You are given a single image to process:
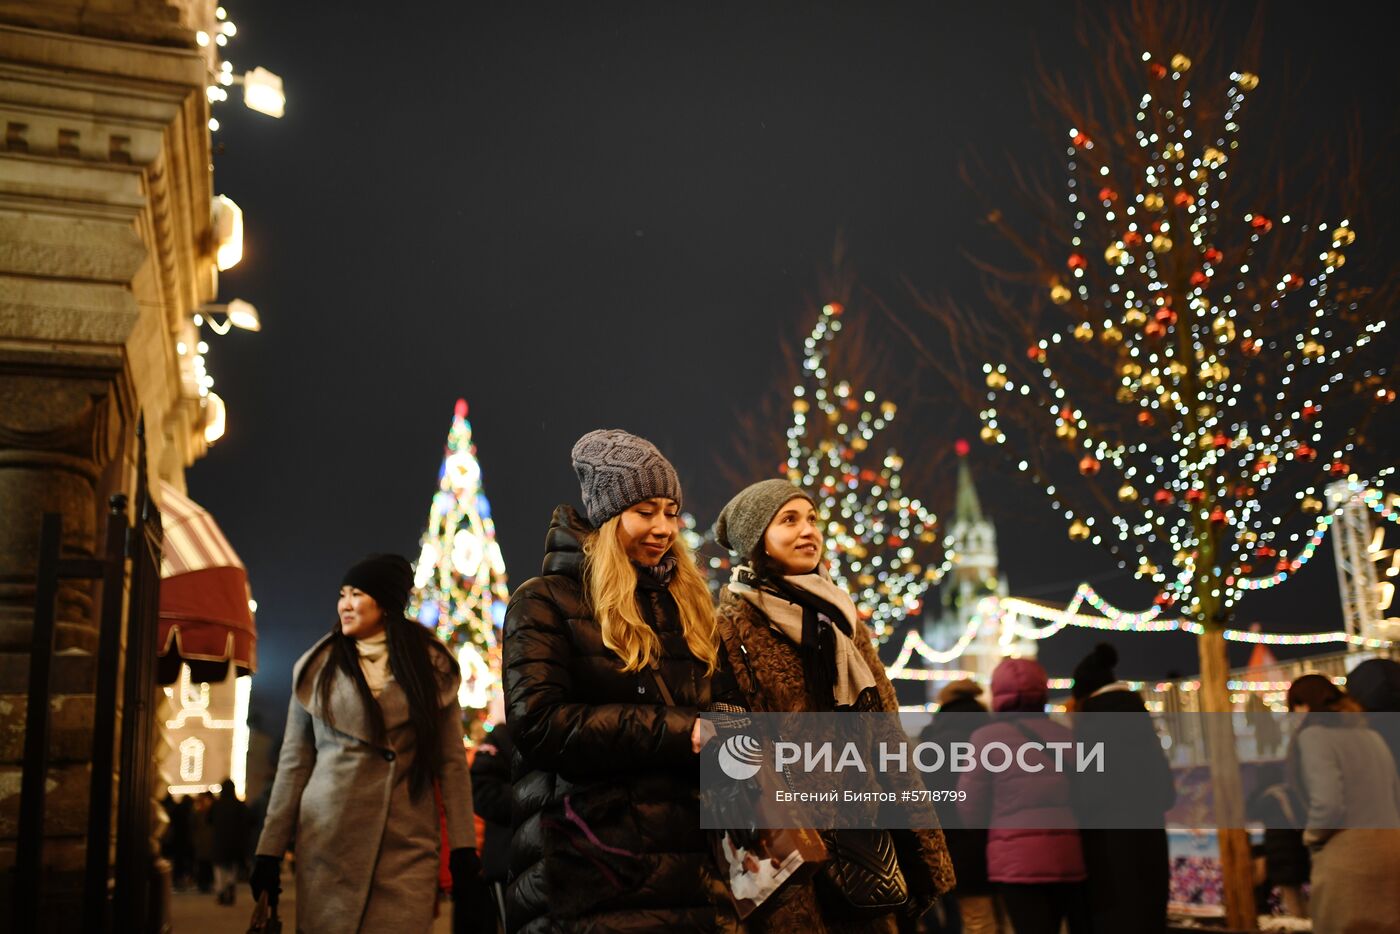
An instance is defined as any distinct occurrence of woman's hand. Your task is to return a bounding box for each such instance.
[691,717,717,753]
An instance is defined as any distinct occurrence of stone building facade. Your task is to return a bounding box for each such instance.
[1,1,229,927]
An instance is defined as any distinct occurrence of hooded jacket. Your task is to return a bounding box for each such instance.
[502,505,729,933]
[957,658,1085,885]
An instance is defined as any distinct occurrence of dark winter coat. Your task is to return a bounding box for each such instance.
[502,505,730,933]
[715,588,955,933]
[1072,683,1175,934]
[919,698,990,896]
[209,784,250,865]
[471,724,514,882]
[957,660,1084,885]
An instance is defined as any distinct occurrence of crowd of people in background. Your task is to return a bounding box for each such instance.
[154,425,1400,933]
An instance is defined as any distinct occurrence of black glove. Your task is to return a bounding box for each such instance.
[249,854,282,906]
[449,847,495,934]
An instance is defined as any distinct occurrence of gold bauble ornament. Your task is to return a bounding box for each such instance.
[1105,243,1126,265]
[1303,341,1325,359]
[1152,234,1174,253]
[1325,250,1346,269]
[1203,147,1226,168]
[1124,308,1148,327]
[1301,496,1323,514]
[1101,325,1124,345]
[1212,318,1236,342]
[1237,72,1259,91]
[1055,423,1079,441]
[1166,144,1185,163]
[1136,559,1159,578]
[1118,484,1139,502]
[1116,386,1136,404]
[1068,520,1091,541]
[1120,361,1143,378]
[1332,227,1356,247]
[1050,283,1073,305]
[979,426,997,444]
[851,437,868,452]
[1171,53,1192,72]
[793,399,810,414]
[1074,322,1094,342]
[881,401,897,418]
[986,371,1008,389]
[1140,371,1161,389]
[1143,193,1165,212]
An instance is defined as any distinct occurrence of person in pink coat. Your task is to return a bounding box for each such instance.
[956,658,1089,934]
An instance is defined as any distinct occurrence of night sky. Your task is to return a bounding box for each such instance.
[193,2,1399,740]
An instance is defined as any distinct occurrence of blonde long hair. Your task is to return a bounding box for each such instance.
[583,516,718,675]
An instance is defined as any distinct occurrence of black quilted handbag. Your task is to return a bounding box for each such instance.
[817,828,909,914]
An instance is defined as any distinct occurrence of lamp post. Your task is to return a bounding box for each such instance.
[195,299,260,335]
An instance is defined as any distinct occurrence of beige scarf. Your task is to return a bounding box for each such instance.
[355,630,391,696]
[729,567,878,708]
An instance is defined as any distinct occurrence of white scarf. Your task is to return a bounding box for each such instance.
[728,566,878,708]
[355,630,391,696]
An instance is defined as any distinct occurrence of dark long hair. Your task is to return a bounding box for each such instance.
[317,604,457,799]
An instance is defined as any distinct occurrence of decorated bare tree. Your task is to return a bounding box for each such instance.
[892,7,1398,928]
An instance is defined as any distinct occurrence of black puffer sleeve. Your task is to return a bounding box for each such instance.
[503,581,696,779]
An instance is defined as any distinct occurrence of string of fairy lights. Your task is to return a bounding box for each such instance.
[973,51,1394,624]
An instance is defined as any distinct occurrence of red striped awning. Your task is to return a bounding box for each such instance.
[157,481,256,684]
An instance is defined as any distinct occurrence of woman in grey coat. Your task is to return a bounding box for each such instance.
[250,554,492,933]
[1286,674,1400,934]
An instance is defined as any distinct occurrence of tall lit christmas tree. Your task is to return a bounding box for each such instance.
[410,399,510,714]
[902,25,1397,926]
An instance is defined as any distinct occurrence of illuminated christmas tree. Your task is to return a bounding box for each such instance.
[900,23,1398,926]
[784,300,947,642]
[410,399,510,713]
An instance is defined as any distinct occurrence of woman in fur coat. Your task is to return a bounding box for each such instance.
[711,479,954,932]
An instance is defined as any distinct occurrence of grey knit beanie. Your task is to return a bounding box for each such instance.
[570,429,682,527]
[714,479,814,560]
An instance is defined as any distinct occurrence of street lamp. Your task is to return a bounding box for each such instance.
[237,67,285,119]
[211,195,243,271]
[196,299,261,335]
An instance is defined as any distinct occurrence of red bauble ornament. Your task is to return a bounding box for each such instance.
[1078,455,1101,476]
[860,469,878,483]
[1059,406,1074,421]
[1204,247,1224,265]
[1072,131,1090,148]
[1283,273,1304,291]
[1173,191,1193,207]
[1276,558,1291,573]
[1294,444,1316,462]
[1190,270,1209,288]
[1185,488,1206,504]
[1233,484,1256,498]
[1137,410,1156,426]
[843,399,859,412]
[1123,230,1144,247]
[1154,489,1173,505]
[1239,563,1253,575]
[1098,187,1118,203]
[1067,253,1088,271]
[1301,404,1320,420]
[1149,62,1168,79]
[1155,307,1178,326]
[1255,545,1276,558]
[826,302,845,316]
[1251,215,1274,233]
[1241,338,1262,357]
[1153,591,1175,606]
[888,536,904,547]
[1328,460,1349,477]
[1144,320,1168,339]
[1027,345,1046,363]
[1213,433,1230,450]
[1209,506,1228,525]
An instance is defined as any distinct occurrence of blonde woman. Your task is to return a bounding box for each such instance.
[502,429,736,933]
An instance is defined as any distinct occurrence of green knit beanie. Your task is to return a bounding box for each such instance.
[713,479,814,560]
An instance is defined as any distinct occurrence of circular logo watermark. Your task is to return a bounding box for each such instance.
[717,733,763,780]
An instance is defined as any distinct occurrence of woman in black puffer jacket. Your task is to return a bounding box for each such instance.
[503,430,736,933]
